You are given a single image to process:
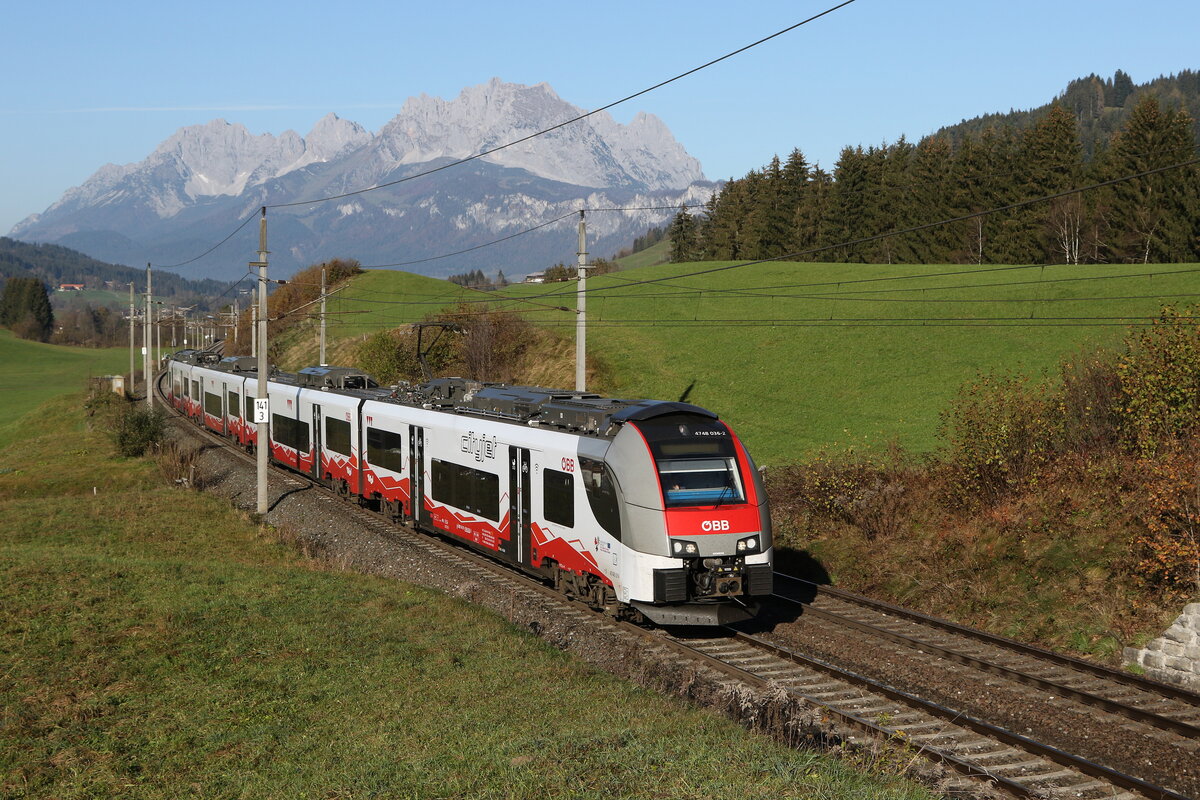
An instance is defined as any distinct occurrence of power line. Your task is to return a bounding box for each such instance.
[356,211,579,269]
[151,210,260,269]
[266,2,857,210]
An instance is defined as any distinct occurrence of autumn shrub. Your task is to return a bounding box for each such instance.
[1129,448,1200,595]
[938,373,1059,507]
[773,446,915,541]
[1115,305,1200,456]
[1056,350,1123,455]
[110,404,167,457]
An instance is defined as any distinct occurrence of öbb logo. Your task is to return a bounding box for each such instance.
[701,519,731,532]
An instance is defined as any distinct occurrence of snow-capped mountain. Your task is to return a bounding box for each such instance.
[11,79,713,281]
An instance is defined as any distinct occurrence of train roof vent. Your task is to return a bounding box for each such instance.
[297,365,379,390]
[215,356,258,373]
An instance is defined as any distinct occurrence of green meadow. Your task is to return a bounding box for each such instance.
[331,260,1200,464]
[0,330,131,448]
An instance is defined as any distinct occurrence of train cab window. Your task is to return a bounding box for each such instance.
[366,426,404,473]
[191,380,200,399]
[228,391,240,417]
[658,458,744,507]
[580,457,622,540]
[245,395,255,420]
[543,469,574,528]
[326,417,353,457]
[633,413,747,508]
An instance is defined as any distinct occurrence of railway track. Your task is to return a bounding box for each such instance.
[154,367,1196,800]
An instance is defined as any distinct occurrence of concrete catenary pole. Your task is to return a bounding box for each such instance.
[319,266,327,366]
[144,264,153,408]
[128,282,135,397]
[253,208,270,516]
[575,211,588,392]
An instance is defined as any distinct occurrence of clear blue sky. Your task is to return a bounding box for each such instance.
[3,0,1197,235]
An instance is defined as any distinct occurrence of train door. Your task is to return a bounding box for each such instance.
[506,447,532,566]
[409,425,427,527]
[311,403,323,481]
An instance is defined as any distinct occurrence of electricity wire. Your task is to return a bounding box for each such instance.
[266,2,857,210]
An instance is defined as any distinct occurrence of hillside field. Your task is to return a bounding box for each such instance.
[319,260,1200,465]
[0,330,131,448]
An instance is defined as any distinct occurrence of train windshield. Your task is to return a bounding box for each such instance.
[658,457,744,507]
[633,413,747,508]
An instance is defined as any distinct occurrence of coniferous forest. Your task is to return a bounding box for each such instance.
[674,73,1200,266]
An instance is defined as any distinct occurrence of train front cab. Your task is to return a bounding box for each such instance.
[603,403,773,626]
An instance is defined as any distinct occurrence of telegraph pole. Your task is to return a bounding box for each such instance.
[319,266,327,366]
[128,282,135,397]
[575,210,588,392]
[144,264,153,408]
[252,208,270,516]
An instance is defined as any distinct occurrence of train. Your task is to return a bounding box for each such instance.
[165,350,772,626]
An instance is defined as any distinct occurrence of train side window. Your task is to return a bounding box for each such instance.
[272,414,310,453]
[204,391,222,417]
[543,468,574,528]
[228,391,240,417]
[366,426,404,473]
[580,457,622,540]
[191,380,199,399]
[326,417,353,457]
[432,458,499,521]
[245,394,254,420]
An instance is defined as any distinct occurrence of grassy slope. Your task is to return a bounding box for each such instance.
[0,395,931,800]
[468,261,1200,464]
[0,330,131,448]
[614,238,670,271]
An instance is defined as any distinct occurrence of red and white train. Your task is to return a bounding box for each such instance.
[166,351,773,625]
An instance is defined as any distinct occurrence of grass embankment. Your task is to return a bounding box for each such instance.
[0,329,130,448]
[0,391,932,800]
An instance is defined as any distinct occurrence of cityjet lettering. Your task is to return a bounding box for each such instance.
[460,432,498,462]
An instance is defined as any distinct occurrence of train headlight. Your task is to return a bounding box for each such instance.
[736,535,760,554]
[671,539,699,557]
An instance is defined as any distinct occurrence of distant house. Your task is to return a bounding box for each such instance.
[58,283,85,292]
[523,272,546,284]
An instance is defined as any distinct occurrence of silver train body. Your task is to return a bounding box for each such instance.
[166,352,773,625]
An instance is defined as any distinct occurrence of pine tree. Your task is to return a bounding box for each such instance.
[668,206,699,262]
[0,276,54,341]
[1105,95,1199,262]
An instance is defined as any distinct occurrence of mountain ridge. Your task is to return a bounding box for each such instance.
[10,79,711,281]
